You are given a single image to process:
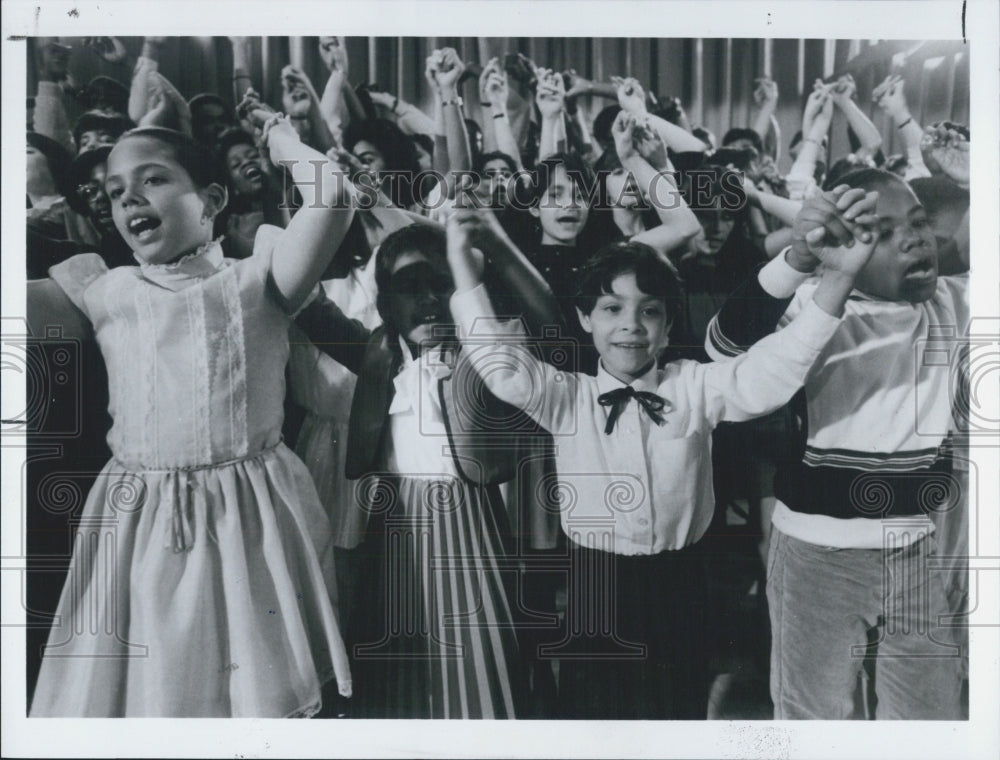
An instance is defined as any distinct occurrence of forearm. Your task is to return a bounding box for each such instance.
[319,74,346,131]
[440,91,472,176]
[484,229,562,332]
[624,157,701,244]
[394,100,436,136]
[751,105,776,142]
[491,107,524,170]
[839,99,882,156]
[646,113,706,154]
[754,191,802,228]
[294,294,369,374]
[268,129,355,310]
[538,115,565,161]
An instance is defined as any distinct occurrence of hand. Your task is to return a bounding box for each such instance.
[563,69,592,99]
[430,48,465,95]
[612,76,647,114]
[37,38,71,82]
[634,115,668,170]
[922,123,970,185]
[753,77,778,108]
[806,218,878,277]
[535,69,565,120]
[505,53,539,86]
[611,110,639,161]
[281,65,318,117]
[807,92,835,141]
[873,75,908,120]
[446,208,489,289]
[479,58,509,109]
[237,87,277,130]
[830,73,856,105]
[83,37,127,64]
[327,146,367,176]
[318,36,349,75]
[801,87,828,135]
[790,185,879,272]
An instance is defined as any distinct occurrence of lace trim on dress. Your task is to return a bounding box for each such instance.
[138,237,225,272]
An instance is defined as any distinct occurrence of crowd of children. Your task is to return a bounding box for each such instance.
[25,35,970,720]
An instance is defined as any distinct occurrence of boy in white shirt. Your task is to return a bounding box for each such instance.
[445,199,879,719]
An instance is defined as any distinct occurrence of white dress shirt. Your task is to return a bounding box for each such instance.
[451,283,842,555]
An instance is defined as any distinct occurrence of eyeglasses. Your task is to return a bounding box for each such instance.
[75,182,103,201]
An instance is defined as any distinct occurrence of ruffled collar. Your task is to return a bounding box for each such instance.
[137,238,226,291]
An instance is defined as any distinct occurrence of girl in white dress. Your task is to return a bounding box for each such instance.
[26,115,355,717]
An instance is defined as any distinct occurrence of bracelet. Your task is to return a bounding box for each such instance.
[897,117,913,129]
[493,111,506,119]
[440,95,464,108]
[803,137,821,146]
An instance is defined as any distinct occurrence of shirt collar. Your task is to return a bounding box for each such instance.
[595,359,661,395]
[138,238,226,291]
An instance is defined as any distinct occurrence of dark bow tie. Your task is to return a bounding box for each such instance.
[597,386,670,435]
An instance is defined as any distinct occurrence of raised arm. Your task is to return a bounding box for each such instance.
[614,76,706,154]
[706,184,878,360]
[480,59,524,170]
[786,88,833,200]
[750,77,780,147]
[243,103,355,312]
[829,74,882,160]
[32,38,76,153]
[613,111,701,253]
[447,212,575,433]
[535,68,567,161]
[26,278,94,342]
[281,65,337,154]
[874,75,930,181]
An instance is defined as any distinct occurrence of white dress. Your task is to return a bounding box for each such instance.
[30,229,351,717]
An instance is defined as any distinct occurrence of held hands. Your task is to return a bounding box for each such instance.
[479,58,509,109]
[921,122,970,185]
[426,48,465,97]
[753,77,779,109]
[612,111,668,169]
[563,69,593,99]
[789,185,879,274]
[535,68,566,120]
[830,73,856,105]
[873,75,908,120]
[318,36,349,75]
[83,37,127,64]
[281,65,320,117]
[612,76,647,114]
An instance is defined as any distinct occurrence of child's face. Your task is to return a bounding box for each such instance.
[481,157,513,208]
[225,143,265,197]
[105,137,222,265]
[578,272,670,384]
[853,182,938,303]
[78,129,116,154]
[352,140,386,175]
[79,162,114,234]
[192,104,230,147]
[532,165,590,246]
[693,208,736,255]
[384,250,455,354]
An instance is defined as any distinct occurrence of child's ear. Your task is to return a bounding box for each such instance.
[200,182,229,222]
[576,306,593,334]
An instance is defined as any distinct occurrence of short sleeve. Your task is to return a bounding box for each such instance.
[248,224,326,319]
[48,253,109,320]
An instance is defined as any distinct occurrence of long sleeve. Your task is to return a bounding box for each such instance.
[705,250,811,360]
[451,283,578,435]
[294,293,372,376]
[698,297,841,426]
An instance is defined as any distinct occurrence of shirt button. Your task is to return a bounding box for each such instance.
[638,518,649,527]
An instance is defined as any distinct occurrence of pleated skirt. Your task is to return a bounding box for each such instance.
[351,475,523,718]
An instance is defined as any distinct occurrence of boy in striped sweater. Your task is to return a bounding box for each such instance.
[706,168,968,719]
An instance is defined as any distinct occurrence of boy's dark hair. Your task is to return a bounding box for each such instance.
[62,144,113,215]
[721,127,764,156]
[72,109,133,150]
[575,241,683,326]
[115,126,227,189]
[214,127,256,164]
[835,166,910,195]
[909,176,970,219]
[531,152,595,206]
[188,92,228,116]
[822,154,876,191]
[475,150,517,176]
[343,118,421,207]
